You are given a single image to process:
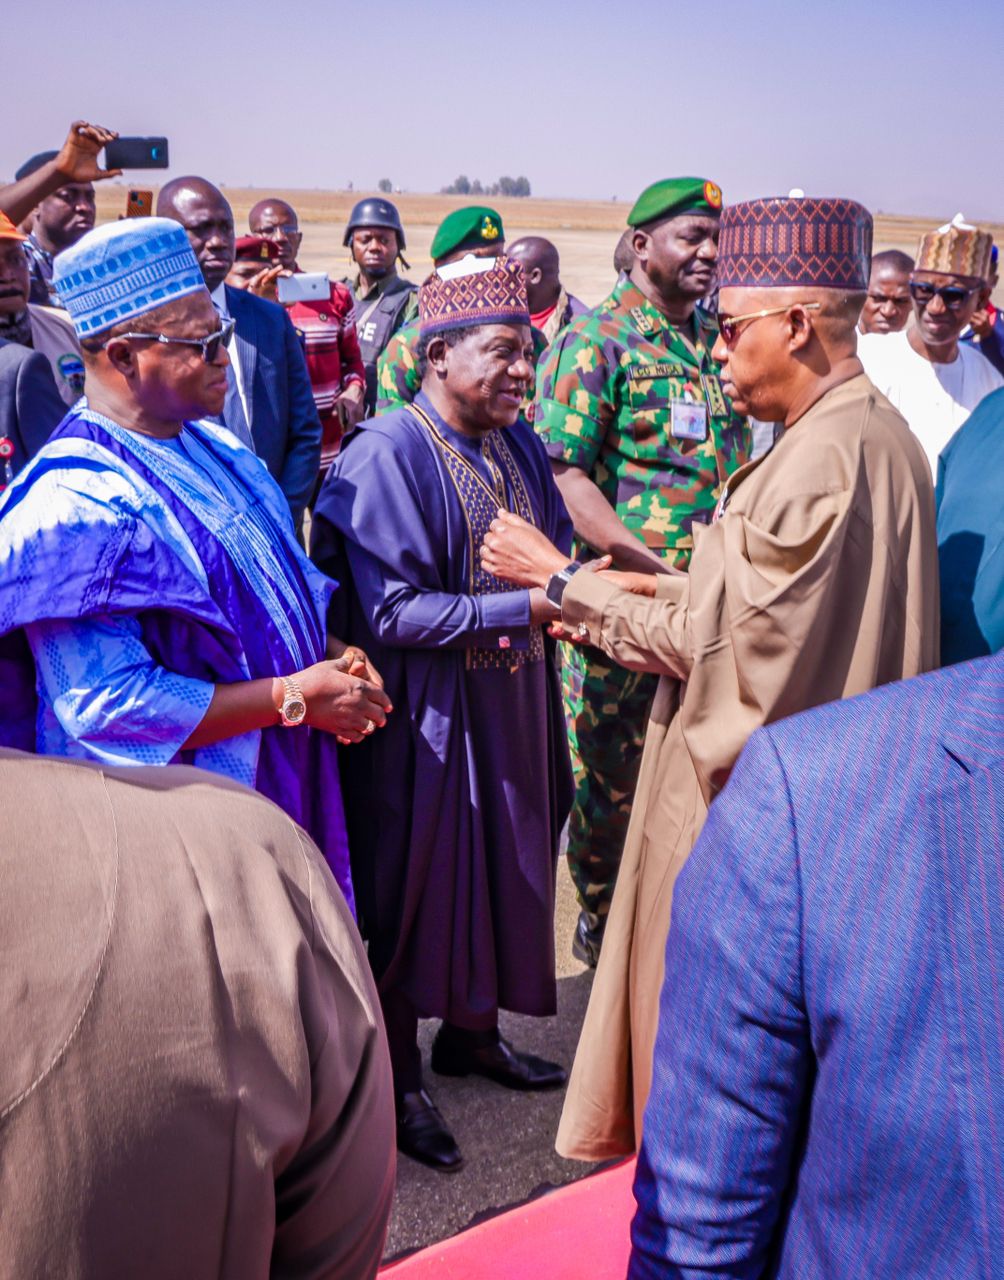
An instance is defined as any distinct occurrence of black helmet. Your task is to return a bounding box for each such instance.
[343,197,406,249]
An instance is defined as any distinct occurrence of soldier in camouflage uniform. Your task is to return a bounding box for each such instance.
[376,205,547,417]
[533,177,750,964]
[376,205,505,413]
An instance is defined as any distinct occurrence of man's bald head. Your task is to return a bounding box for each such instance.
[872,249,915,276]
[613,229,635,275]
[156,177,235,291]
[248,198,302,269]
[860,249,915,334]
[506,236,561,314]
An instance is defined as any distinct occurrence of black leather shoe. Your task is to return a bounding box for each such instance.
[572,910,604,968]
[396,1089,464,1172]
[431,1029,567,1091]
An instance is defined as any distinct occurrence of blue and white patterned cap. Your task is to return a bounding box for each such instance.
[54,217,207,338]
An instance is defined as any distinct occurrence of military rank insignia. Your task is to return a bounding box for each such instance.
[482,216,500,241]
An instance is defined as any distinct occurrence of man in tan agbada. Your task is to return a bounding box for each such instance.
[0,751,395,1277]
[480,195,940,1159]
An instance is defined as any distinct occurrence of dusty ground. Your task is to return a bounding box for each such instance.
[95,186,1004,310]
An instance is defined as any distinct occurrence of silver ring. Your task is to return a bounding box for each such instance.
[362,720,376,735]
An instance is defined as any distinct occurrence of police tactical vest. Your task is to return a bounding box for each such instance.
[352,276,417,413]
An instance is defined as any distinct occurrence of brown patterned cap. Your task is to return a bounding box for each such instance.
[916,214,994,281]
[419,254,530,336]
[718,196,872,290]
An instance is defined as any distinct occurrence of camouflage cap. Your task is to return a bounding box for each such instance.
[429,206,505,263]
[627,178,723,229]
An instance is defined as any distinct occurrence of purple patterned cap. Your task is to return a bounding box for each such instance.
[718,197,873,290]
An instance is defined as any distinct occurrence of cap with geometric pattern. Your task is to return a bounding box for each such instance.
[717,196,872,290]
[915,213,994,281]
[419,254,530,336]
[54,217,207,338]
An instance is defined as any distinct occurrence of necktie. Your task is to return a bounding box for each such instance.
[212,297,254,449]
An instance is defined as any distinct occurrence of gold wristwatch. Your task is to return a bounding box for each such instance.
[278,675,307,727]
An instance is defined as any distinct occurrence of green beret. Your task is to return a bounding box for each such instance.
[430,206,505,263]
[627,177,723,228]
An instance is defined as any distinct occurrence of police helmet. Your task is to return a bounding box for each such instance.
[343,198,406,249]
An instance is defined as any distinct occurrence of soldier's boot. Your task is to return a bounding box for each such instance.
[572,909,605,968]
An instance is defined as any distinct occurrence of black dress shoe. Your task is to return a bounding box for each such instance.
[572,910,604,968]
[431,1029,567,1091]
[396,1089,464,1173]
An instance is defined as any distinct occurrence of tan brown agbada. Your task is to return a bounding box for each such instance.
[0,752,395,1279]
[556,374,939,1159]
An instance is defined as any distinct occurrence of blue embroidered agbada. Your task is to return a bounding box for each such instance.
[0,407,353,909]
[311,394,573,1027]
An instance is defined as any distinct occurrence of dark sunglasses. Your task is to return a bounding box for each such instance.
[105,316,236,363]
[908,282,979,311]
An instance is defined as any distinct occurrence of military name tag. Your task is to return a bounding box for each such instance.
[628,362,686,383]
[671,399,708,441]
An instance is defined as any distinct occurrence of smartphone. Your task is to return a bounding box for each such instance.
[104,137,169,170]
[125,189,153,218]
[277,273,330,304]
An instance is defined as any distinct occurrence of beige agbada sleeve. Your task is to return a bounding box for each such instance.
[554,376,939,1160]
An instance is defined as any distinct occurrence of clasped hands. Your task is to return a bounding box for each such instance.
[479,509,659,642]
[290,639,391,745]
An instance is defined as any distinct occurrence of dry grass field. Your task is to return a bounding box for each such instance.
[95,186,1004,308]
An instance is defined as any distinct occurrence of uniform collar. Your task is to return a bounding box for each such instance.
[609,275,715,348]
[353,271,399,301]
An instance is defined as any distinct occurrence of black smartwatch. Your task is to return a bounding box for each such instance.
[545,561,583,609]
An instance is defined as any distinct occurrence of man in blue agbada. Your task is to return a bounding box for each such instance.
[311,254,575,1173]
[0,217,392,911]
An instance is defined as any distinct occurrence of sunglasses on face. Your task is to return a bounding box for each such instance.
[908,282,979,310]
[717,302,821,347]
[104,317,236,363]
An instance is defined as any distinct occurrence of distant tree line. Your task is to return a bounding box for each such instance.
[441,175,532,198]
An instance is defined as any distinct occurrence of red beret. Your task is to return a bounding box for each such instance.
[234,235,280,262]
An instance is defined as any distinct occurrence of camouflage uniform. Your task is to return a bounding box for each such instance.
[533,275,750,925]
[376,321,549,417]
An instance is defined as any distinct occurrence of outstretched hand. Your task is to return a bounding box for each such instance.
[55,121,122,183]
[480,509,569,587]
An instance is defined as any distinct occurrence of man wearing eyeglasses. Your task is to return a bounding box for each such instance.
[859,216,1003,473]
[0,217,392,913]
[249,198,367,472]
[480,195,938,1163]
[858,248,914,334]
[157,178,322,524]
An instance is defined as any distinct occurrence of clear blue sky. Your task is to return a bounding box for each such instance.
[5,0,1002,220]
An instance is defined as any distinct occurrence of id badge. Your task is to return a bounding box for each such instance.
[670,399,708,441]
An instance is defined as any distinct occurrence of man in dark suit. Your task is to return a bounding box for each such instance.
[631,652,1004,1279]
[0,337,66,480]
[157,177,320,520]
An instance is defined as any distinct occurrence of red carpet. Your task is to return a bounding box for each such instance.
[381,1158,636,1279]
